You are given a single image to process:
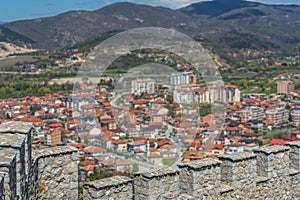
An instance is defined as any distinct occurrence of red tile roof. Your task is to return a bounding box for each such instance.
[49,123,63,128]
[84,146,106,154]
[81,165,94,171]
[79,159,95,166]
[269,138,285,146]
[112,139,126,145]
[68,143,85,149]
[213,144,224,150]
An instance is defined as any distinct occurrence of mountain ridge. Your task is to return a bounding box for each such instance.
[179,0,262,17]
[0,1,299,57]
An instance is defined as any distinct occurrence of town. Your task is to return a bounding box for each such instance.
[0,65,300,188]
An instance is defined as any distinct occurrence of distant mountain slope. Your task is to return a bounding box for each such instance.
[0,3,195,50]
[179,0,261,18]
[0,42,37,56]
[179,0,300,56]
[0,0,299,57]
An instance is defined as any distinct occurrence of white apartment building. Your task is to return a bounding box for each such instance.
[193,84,240,104]
[170,72,196,88]
[131,78,155,95]
[173,88,194,104]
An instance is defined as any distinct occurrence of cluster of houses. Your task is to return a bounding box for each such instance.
[1,73,300,179]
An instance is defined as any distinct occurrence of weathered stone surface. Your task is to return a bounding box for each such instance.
[178,158,221,199]
[134,167,180,200]
[253,145,290,155]
[34,146,78,200]
[286,142,300,171]
[0,121,32,134]
[0,133,26,199]
[0,122,299,200]
[0,121,33,199]
[83,176,133,200]
[178,158,221,170]
[0,147,17,200]
[218,152,257,161]
[0,175,4,200]
[254,145,290,178]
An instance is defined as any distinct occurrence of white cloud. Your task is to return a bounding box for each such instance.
[132,0,210,9]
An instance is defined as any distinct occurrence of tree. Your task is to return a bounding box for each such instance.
[254,139,263,147]
[38,87,51,95]
[166,94,174,103]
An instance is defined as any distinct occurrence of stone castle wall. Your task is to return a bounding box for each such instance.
[134,167,180,199]
[83,176,133,200]
[33,147,78,200]
[0,175,4,200]
[0,122,78,200]
[0,148,17,200]
[85,142,300,200]
[0,122,299,200]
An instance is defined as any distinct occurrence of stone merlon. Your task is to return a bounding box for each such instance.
[33,146,78,159]
[0,122,79,200]
[253,145,290,155]
[178,158,221,170]
[0,121,33,134]
[285,141,300,148]
[217,152,257,161]
[84,176,133,200]
[83,176,132,190]
[134,167,179,179]
[0,133,26,148]
[0,148,17,167]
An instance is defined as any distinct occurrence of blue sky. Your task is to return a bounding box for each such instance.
[0,0,299,22]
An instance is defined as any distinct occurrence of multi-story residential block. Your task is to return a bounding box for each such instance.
[194,83,240,104]
[265,107,289,126]
[173,82,240,105]
[237,106,265,123]
[291,109,300,127]
[44,128,61,146]
[131,78,155,95]
[170,72,196,88]
[277,80,294,94]
[173,88,194,104]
